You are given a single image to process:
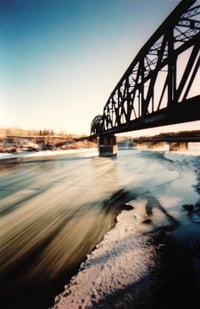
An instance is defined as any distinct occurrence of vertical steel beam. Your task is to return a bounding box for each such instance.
[167,26,176,106]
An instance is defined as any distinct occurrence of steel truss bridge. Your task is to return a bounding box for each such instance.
[91,0,200,136]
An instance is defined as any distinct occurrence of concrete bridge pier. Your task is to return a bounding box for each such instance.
[99,134,117,157]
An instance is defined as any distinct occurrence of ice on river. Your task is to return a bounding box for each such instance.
[52,150,200,309]
[1,147,200,308]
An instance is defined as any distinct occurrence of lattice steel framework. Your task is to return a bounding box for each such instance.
[91,0,200,135]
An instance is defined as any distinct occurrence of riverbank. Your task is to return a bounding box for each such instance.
[0,148,98,162]
[1,148,200,308]
[51,151,200,309]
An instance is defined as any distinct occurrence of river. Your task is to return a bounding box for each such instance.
[0,147,199,309]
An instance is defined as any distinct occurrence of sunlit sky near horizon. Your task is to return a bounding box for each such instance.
[0,0,199,136]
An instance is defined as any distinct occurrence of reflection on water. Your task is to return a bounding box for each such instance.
[0,149,197,309]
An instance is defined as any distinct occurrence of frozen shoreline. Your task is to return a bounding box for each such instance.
[0,148,98,161]
[1,148,200,308]
[51,150,200,309]
[0,146,199,161]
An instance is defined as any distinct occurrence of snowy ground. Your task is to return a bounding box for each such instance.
[1,148,200,308]
[50,150,200,309]
[0,148,98,161]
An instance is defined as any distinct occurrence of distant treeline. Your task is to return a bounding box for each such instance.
[151,130,200,138]
[132,130,199,140]
[0,127,83,138]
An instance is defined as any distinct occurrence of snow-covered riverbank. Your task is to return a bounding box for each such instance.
[1,148,200,308]
[0,148,98,161]
[51,151,200,309]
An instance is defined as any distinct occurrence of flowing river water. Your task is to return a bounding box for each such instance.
[0,148,200,309]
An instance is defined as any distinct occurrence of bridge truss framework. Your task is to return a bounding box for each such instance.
[91,0,200,136]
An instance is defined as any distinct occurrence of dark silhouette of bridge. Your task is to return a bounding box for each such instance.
[91,0,200,142]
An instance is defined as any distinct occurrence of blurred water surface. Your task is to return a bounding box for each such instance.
[0,148,197,308]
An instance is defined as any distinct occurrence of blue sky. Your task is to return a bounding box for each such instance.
[1,0,198,135]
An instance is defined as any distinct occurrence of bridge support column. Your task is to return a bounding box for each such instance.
[99,134,117,157]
